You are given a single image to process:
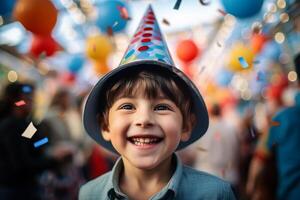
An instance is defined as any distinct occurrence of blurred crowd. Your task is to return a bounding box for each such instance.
[0,53,299,200]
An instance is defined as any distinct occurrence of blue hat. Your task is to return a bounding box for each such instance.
[83,5,209,153]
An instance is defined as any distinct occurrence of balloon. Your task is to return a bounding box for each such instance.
[221,0,264,19]
[93,62,110,76]
[13,0,57,35]
[29,35,59,58]
[0,0,16,18]
[251,33,268,54]
[176,39,199,63]
[86,35,113,62]
[216,69,233,87]
[227,43,255,72]
[96,0,129,33]
[68,56,85,74]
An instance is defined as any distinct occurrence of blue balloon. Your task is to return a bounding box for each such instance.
[95,0,129,33]
[217,69,233,87]
[0,0,16,18]
[221,0,264,19]
[68,56,85,74]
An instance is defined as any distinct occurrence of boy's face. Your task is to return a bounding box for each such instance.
[101,92,191,170]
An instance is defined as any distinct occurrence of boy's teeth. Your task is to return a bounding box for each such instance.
[131,137,160,145]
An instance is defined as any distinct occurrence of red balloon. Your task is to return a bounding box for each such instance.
[29,35,59,58]
[13,0,57,35]
[176,39,200,63]
[251,33,268,54]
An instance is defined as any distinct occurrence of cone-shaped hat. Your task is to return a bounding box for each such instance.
[83,5,209,153]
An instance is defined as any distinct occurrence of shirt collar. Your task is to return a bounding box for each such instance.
[106,153,183,199]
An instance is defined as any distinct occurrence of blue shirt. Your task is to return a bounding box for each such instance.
[79,154,236,200]
[267,92,300,200]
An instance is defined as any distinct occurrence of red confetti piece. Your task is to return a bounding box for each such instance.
[138,46,149,51]
[217,9,227,16]
[15,100,26,106]
[117,6,130,20]
[106,26,114,37]
[271,121,280,127]
[162,18,170,26]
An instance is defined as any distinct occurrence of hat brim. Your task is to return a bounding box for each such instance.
[83,60,209,154]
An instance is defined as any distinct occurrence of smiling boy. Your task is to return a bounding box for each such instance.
[80,6,236,200]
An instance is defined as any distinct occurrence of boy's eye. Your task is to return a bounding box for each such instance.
[154,104,172,111]
[119,104,134,110]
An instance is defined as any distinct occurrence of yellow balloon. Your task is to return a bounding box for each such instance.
[228,43,255,72]
[86,35,113,62]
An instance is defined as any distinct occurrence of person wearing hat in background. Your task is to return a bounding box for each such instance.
[246,52,300,200]
[79,6,236,200]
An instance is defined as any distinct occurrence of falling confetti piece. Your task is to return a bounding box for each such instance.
[256,71,266,81]
[117,6,130,20]
[217,9,227,16]
[106,26,114,37]
[197,146,207,152]
[216,41,222,47]
[253,60,260,64]
[173,0,182,10]
[162,18,170,26]
[238,56,249,68]
[21,122,37,139]
[15,100,26,107]
[214,132,221,141]
[199,0,210,5]
[113,21,119,27]
[34,137,49,148]
[250,127,256,138]
[199,66,206,74]
[271,121,280,127]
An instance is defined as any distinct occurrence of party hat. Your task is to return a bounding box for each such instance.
[83,5,209,153]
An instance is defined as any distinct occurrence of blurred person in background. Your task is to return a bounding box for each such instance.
[0,81,64,200]
[247,53,300,200]
[192,103,240,194]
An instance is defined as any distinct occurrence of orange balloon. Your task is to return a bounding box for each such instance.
[251,33,268,54]
[13,0,57,35]
[93,62,110,76]
[176,39,199,63]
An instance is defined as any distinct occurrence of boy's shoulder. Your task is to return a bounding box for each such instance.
[79,171,112,200]
[178,165,236,199]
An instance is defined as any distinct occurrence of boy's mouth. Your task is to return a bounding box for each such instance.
[127,135,163,146]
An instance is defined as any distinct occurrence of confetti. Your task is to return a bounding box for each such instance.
[238,56,249,68]
[117,6,130,20]
[199,66,206,74]
[22,86,32,93]
[162,18,170,26]
[256,71,266,81]
[214,132,221,141]
[107,26,114,37]
[113,21,119,27]
[250,127,255,138]
[199,0,210,5]
[173,0,182,10]
[271,121,280,127]
[15,100,26,107]
[216,41,222,47]
[217,9,227,16]
[253,60,260,64]
[21,122,37,139]
[197,146,207,152]
[34,137,49,148]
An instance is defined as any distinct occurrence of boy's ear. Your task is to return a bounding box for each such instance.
[181,114,196,142]
[101,129,111,141]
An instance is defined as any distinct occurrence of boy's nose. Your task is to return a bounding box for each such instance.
[134,109,155,128]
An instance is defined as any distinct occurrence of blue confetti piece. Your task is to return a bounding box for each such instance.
[173,0,182,10]
[22,86,32,93]
[238,57,249,68]
[34,137,48,148]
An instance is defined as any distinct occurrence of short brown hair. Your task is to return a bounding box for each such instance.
[99,69,195,131]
